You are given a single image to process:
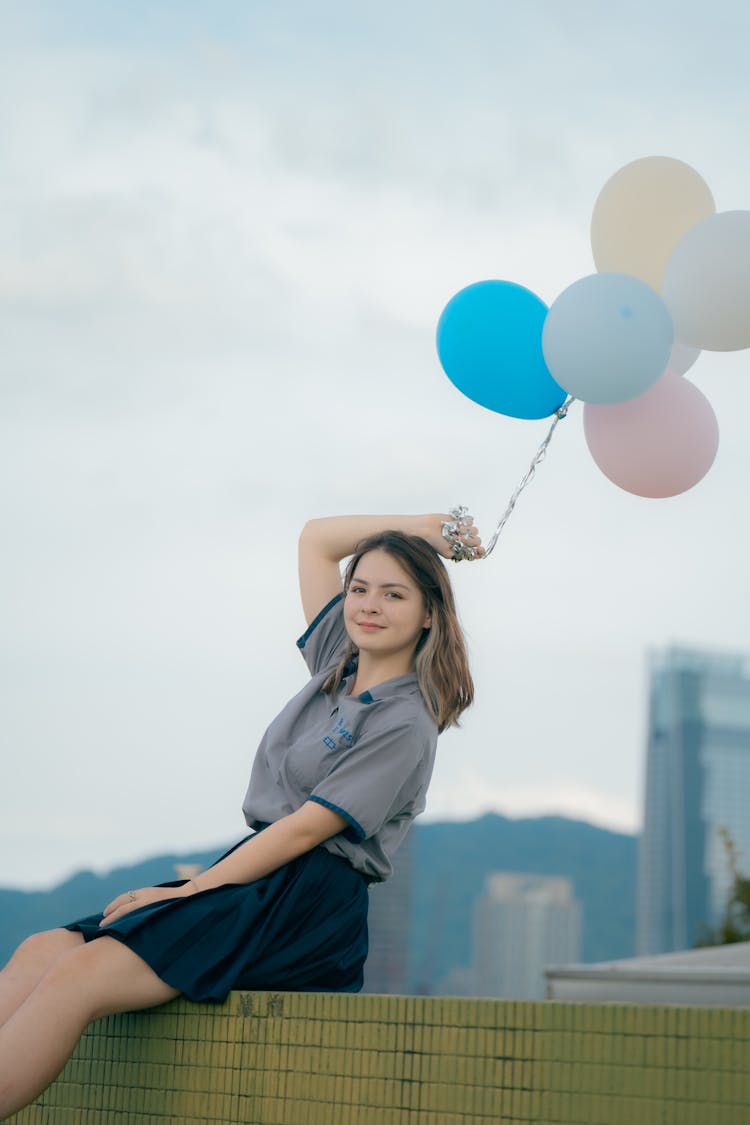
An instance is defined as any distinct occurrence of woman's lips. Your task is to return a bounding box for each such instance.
[357,622,385,631]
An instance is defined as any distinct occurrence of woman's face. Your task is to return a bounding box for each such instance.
[344,549,431,665]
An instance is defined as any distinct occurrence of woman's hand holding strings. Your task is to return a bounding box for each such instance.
[425,511,484,562]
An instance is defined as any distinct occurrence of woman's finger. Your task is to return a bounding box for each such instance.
[100,899,137,927]
[103,894,127,916]
[103,888,142,917]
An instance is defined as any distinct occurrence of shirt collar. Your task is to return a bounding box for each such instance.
[341,672,420,705]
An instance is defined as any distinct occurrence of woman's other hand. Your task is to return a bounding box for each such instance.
[99,883,194,927]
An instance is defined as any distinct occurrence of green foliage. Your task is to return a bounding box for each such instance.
[694,826,750,947]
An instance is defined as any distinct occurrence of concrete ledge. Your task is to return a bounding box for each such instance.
[9,991,750,1124]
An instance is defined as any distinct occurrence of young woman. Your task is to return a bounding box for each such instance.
[0,510,481,1118]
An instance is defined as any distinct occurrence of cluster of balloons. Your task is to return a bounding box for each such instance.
[436,156,750,498]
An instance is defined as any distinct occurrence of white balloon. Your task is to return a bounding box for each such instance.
[662,211,750,351]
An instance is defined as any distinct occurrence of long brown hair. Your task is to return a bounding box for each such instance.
[322,530,473,732]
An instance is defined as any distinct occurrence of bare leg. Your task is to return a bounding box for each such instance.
[0,935,179,1120]
[0,929,84,1027]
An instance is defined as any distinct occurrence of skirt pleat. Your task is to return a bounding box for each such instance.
[64,838,369,1002]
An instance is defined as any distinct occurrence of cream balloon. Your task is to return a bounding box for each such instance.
[583,371,719,498]
[591,156,715,290]
[662,210,750,351]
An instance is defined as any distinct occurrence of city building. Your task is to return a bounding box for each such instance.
[637,646,750,955]
[362,829,413,993]
[472,872,581,999]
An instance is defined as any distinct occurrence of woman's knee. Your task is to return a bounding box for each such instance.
[35,937,178,1021]
[29,940,112,1023]
[6,928,83,971]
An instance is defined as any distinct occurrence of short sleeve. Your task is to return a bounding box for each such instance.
[296,594,348,675]
[308,719,431,842]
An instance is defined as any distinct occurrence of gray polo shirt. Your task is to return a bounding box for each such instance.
[242,594,438,881]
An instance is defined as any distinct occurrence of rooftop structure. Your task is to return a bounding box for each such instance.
[546,939,750,1005]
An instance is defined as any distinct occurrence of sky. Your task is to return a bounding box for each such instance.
[1,0,749,889]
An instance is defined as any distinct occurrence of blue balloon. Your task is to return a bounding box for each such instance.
[436,280,567,420]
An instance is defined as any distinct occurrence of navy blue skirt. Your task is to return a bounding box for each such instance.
[64,837,369,1003]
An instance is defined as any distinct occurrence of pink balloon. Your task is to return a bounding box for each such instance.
[583,371,719,498]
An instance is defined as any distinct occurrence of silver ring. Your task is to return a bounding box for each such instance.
[127,890,137,902]
[441,505,477,561]
[449,505,472,526]
[441,505,471,545]
[450,542,477,562]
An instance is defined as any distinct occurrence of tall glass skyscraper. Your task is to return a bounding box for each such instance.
[637,646,750,954]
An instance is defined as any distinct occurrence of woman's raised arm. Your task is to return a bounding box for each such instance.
[297,513,479,624]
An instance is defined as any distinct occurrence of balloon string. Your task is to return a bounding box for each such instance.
[482,396,576,559]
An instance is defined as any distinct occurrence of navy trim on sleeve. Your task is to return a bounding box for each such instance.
[309,795,366,843]
[296,593,344,651]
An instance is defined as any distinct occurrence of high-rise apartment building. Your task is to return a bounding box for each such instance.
[637,646,750,955]
[472,872,581,999]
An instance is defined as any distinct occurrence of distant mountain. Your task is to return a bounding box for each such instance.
[408,813,636,991]
[0,815,636,990]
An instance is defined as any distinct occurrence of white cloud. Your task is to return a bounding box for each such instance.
[424,772,640,835]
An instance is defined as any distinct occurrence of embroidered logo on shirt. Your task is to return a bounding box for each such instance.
[322,716,354,751]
